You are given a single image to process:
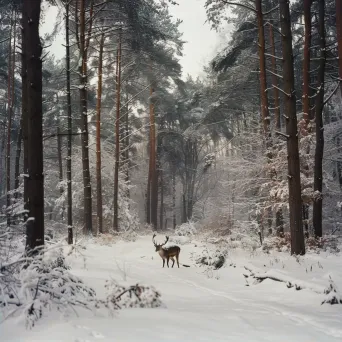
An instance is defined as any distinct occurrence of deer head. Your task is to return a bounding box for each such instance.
[152,234,169,252]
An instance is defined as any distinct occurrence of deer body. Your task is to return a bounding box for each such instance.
[153,234,180,268]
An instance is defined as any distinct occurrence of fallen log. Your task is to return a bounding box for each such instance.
[243,266,341,305]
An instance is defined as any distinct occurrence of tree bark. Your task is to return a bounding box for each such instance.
[96,31,105,234]
[303,0,312,127]
[24,0,44,250]
[146,143,151,224]
[125,97,130,199]
[65,0,73,244]
[0,128,4,195]
[159,168,163,230]
[172,171,176,228]
[21,3,28,223]
[302,0,312,238]
[6,9,13,226]
[14,123,22,196]
[57,123,64,220]
[256,0,270,141]
[279,0,305,255]
[336,0,342,96]
[313,0,326,238]
[269,23,280,130]
[149,80,158,229]
[182,193,187,224]
[78,0,92,235]
[113,32,122,231]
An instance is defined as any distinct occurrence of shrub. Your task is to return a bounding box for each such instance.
[101,280,163,311]
[175,220,197,236]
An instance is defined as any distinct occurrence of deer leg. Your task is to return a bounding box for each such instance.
[176,254,180,268]
[171,257,175,268]
[167,256,170,268]
[162,258,165,268]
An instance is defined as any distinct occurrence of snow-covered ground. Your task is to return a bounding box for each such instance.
[2,235,342,341]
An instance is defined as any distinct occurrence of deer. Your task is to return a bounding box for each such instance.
[152,234,180,268]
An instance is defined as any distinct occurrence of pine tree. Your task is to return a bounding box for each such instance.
[279,0,305,255]
[23,0,44,251]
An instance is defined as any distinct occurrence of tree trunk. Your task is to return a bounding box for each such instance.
[0,126,4,195]
[21,4,28,223]
[113,32,122,231]
[182,192,187,223]
[24,0,44,250]
[256,0,270,141]
[149,81,158,230]
[78,0,92,235]
[313,0,326,238]
[57,123,64,220]
[159,168,163,230]
[172,170,176,229]
[303,0,312,127]
[302,0,312,238]
[279,0,305,255]
[302,204,309,238]
[275,209,284,236]
[336,0,342,96]
[146,142,151,224]
[14,124,22,197]
[269,23,280,130]
[96,31,105,234]
[65,0,73,244]
[125,97,130,199]
[6,10,13,226]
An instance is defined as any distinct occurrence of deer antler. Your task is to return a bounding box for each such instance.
[152,234,157,247]
[161,236,169,246]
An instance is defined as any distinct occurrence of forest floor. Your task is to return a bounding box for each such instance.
[2,234,342,341]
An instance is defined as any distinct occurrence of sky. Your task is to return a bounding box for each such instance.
[41,0,227,79]
[167,0,222,79]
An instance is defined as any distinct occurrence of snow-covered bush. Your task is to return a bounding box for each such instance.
[194,246,228,270]
[322,277,342,305]
[175,220,197,236]
[0,246,96,328]
[261,233,291,253]
[101,279,163,311]
[118,229,138,242]
[170,235,191,245]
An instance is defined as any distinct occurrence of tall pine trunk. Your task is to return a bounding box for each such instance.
[159,168,163,230]
[6,10,13,226]
[65,0,73,244]
[96,31,105,234]
[21,5,28,223]
[24,0,44,250]
[303,0,312,126]
[0,127,4,195]
[172,171,176,228]
[279,0,305,255]
[269,24,280,131]
[302,0,312,237]
[336,0,342,95]
[313,0,326,238]
[57,122,64,220]
[78,0,92,235]
[256,0,270,141]
[14,123,22,196]
[146,141,151,224]
[125,98,130,198]
[149,82,158,230]
[113,32,122,231]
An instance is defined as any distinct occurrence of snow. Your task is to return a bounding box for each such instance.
[1,235,342,341]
